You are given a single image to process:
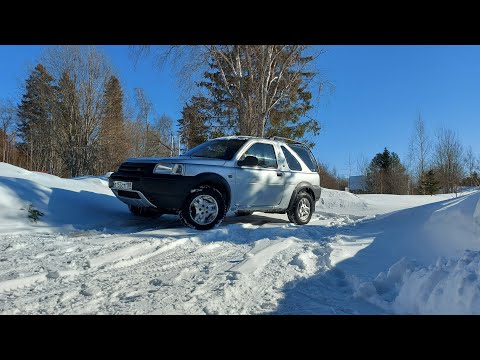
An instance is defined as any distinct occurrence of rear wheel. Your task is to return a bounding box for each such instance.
[180,186,226,230]
[128,205,161,218]
[287,191,314,225]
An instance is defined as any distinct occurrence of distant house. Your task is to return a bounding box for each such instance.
[348,175,367,193]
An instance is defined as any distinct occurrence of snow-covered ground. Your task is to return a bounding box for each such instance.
[0,162,479,314]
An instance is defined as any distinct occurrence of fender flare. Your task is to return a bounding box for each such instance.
[190,173,232,210]
[287,182,315,210]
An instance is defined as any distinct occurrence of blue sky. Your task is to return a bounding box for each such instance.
[1,45,479,177]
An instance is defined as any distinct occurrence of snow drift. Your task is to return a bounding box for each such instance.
[351,192,480,314]
[354,251,480,314]
[0,162,129,234]
[317,188,368,214]
[393,251,480,314]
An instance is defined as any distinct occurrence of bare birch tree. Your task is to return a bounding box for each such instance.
[134,88,153,156]
[204,45,320,136]
[42,46,112,176]
[149,114,175,157]
[407,113,430,193]
[464,146,479,186]
[433,128,464,193]
[123,92,143,158]
[356,153,370,177]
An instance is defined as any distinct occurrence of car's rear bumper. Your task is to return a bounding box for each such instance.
[109,172,194,211]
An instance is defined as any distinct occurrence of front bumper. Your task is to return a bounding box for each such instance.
[110,189,157,208]
[109,168,194,211]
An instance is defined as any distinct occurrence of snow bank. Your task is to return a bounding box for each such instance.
[316,188,457,218]
[354,251,480,314]
[423,194,480,260]
[317,188,368,214]
[358,193,459,216]
[393,251,480,314]
[0,162,128,234]
[350,194,480,314]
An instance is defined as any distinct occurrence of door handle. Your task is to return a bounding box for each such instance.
[277,172,283,177]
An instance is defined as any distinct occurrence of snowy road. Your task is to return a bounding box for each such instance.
[0,214,339,314]
[1,163,479,314]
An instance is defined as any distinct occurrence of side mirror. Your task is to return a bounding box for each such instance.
[238,155,259,167]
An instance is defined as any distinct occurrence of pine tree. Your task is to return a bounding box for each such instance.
[99,76,127,173]
[366,147,409,194]
[17,64,55,172]
[56,71,82,177]
[367,148,391,194]
[422,169,440,195]
[178,96,212,151]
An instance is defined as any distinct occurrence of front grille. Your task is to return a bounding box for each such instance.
[117,162,155,176]
[117,190,141,199]
[112,175,141,182]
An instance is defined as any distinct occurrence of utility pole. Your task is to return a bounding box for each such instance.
[144,112,148,157]
[348,153,352,178]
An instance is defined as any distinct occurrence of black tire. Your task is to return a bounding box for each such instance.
[179,186,226,230]
[128,205,161,218]
[287,191,314,225]
[235,210,254,217]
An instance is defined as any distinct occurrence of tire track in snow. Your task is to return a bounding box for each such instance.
[1,215,339,314]
[186,238,330,315]
[1,232,252,314]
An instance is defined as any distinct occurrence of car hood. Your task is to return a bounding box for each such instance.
[125,156,227,166]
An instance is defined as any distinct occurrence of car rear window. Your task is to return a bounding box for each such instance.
[281,146,302,171]
[289,144,318,172]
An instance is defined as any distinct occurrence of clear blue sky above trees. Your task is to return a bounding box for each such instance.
[1,45,479,177]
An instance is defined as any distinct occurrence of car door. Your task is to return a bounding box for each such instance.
[234,141,286,208]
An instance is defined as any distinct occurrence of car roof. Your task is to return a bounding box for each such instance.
[213,136,260,141]
[212,136,309,148]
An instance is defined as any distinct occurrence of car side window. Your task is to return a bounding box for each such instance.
[239,143,278,168]
[290,144,318,172]
[281,146,302,171]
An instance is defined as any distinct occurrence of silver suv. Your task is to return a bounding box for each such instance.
[109,136,321,230]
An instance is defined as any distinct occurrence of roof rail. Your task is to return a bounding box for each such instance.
[269,136,303,145]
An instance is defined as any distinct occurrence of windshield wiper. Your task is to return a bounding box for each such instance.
[190,155,227,160]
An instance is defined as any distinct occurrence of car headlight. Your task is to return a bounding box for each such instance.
[153,163,185,175]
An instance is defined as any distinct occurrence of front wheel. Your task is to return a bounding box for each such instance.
[180,186,226,230]
[287,191,314,225]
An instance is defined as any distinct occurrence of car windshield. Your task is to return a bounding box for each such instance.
[183,139,247,160]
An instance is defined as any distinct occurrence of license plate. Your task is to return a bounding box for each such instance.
[113,181,132,190]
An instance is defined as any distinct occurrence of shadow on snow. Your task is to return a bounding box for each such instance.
[271,192,480,314]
